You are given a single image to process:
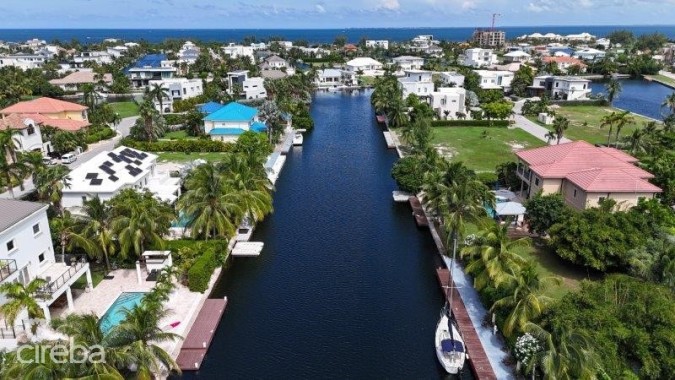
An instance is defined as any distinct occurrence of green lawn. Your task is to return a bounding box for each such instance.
[530,105,653,144]
[156,151,230,163]
[108,101,140,118]
[71,268,105,289]
[644,74,675,88]
[162,130,191,140]
[429,127,546,172]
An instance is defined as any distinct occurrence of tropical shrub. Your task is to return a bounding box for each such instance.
[430,120,509,127]
[524,193,569,235]
[164,113,187,126]
[187,247,218,293]
[391,156,425,193]
[121,137,234,153]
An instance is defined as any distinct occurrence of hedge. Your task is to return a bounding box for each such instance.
[551,99,609,107]
[164,113,187,126]
[84,126,115,144]
[121,137,234,153]
[187,248,217,293]
[431,120,509,127]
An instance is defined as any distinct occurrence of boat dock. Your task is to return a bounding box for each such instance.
[408,196,429,228]
[392,190,413,202]
[383,131,396,148]
[176,298,228,371]
[231,241,264,257]
[436,269,497,380]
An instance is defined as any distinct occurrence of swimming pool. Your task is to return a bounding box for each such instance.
[100,292,146,333]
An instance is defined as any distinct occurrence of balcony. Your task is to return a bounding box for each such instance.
[0,319,30,340]
[0,259,17,282]
[516,164,531,182]
[36,256,88,299]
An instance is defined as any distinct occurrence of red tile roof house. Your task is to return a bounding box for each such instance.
[0,113,51,154]
[0,97,90,132]
[542,56,587,73]
[515,141,661,210]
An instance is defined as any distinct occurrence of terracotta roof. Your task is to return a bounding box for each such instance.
[49,71,113,85]
[0,114,40,130]
[542,56,587,67]
[33,116,90,131]
[1,97,87,114]
[516,141,660,193]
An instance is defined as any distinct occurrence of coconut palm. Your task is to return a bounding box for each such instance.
[0,278,49,326]
[104,302,181,378]
[605,78,622,105]
[81,83,97,110]
[661,92,675,114]
[112,205,169,260]
[625,128,646,155]
[387,99,409,129]
[525,322,602,380]
[33,164,71,215]
[80,197,116,273]
[147,83,170,114]
[0,158,26,199]
[50,211,93,256]
[461,221,529,290]
[184,108,204,136]
[217,154,273,221]
[0,127,21,164]
[600,111,619,146]
[551,116,569,145]
[178,163,243,240]
[134,98,164,142]
[490,262,561,337]
[613,110,635,147]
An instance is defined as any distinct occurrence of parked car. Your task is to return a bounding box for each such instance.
[60,153,77,164]
[42,156,56,165]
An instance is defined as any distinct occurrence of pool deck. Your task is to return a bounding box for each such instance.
[176,298,228,371]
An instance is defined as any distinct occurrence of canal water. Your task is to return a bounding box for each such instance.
[187,91,460,379]
[590,79,673,120]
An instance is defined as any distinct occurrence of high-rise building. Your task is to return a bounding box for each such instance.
[472,29,506,47]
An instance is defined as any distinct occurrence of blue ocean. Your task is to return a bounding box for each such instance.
[0,26,673,44]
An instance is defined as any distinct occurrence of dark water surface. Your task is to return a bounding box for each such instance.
[590,79,673,120]
[185,91,460,379]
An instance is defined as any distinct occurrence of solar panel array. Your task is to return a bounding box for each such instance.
[88,148,150,187]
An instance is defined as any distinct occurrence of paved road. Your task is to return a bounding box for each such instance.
[0,116,138,199]
[512,100,571,145]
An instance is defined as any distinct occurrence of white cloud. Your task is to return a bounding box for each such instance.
[315,4,326,13]
[378,0,400,10]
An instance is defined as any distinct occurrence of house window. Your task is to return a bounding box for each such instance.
[27,124,35,135]
[534,177,540,186]
[82,196,87,203]
[573,189,577,197]
[38,252,45,263]
[555,82,559,87]
[32,223,40,235]
[583,84,586,89]
[6,239,15,252]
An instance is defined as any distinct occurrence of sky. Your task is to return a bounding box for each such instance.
[0,0,673,29]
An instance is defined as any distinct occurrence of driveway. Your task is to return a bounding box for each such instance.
[512,100,571,145]
[0,116,138,199]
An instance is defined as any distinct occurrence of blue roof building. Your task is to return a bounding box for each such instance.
[198,101,224,115]
[125,54,176,89]
[203,102,265,142]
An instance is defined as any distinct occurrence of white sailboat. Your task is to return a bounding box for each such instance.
[435,244,467,374]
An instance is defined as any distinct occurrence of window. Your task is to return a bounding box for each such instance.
[573,189,577,197]
[27,124,35,135]
[534,177,540,186]
[82,195,87,203]
[555,82,559,87]
[32,223,40,235]
[38,252,45,263]
[6,239,15,252]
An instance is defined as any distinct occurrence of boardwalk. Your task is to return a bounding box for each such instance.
[436,268,497,380]
[176,298,228,371]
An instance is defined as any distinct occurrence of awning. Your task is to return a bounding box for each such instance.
[441,339,464,353]
[495,201,526,216]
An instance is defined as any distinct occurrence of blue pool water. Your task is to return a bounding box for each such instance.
[100,292,146,333]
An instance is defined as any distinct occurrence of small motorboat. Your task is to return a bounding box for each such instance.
[435,310,466,374]
[293,132,304,146]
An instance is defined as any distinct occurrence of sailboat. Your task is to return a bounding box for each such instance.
[435,251,467,373]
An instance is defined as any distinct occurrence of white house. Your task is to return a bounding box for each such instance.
[148,78,203,113]
[260,55,293,74]
[392,56,425,71]
[528,75,591,101]
[222,43,255,62]
[596,38,611,49]
[106,46,128,58]
[0,114,51,155]
[203,102,268,142]
[462,48,498,68]
[0,54,48,70]
[398,70,434,98]
[503,50,531,63]
[345,57,383,76]
[61,146,181,209]
[366,40,389,49]
[178,41,200,64]
[243,77,267,100]
[72,51,112,67]
[315,68,346,89]
[0,199,92,343]
[430,87,467,120]
[574,48,606,61]
[440,71,465,87]
[474,70,514,91]
[125,54,176,89]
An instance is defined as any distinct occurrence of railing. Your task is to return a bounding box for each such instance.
[37,258,87,298]
[0,259,18,282]
[0,319,30,340]
[516,165,531,181]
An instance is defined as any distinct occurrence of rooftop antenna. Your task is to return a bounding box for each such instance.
[491,13,501,31]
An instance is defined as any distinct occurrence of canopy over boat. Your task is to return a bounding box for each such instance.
[441,339,464,353]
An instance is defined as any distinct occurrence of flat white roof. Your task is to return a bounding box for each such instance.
[346,57,383,67]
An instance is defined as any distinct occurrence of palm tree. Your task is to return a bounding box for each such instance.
[551,116,569,145]
[461,221,529,290]
[544,131,555,145]
[0,158,26,199]
[81,197,116,273]
[136,99,164,142]
[33,164,71,215]
[626,128,646,155]
[525,322,602,379]
[600,112,619,146]
[81,83,97,110]
[661,92,675,114]
[612,110,635,147]
[217,154,273,221]
[147,83,170,114]
[178,163,243,240]
[104,302,181,378]
[0,127,21,164]
[490,262,561,337]
[388,99,409,129]
[0,278,49,326]
[184,108,204,136]
[605,78,622,105]
[50,211,93,256]
[112,205,169,259]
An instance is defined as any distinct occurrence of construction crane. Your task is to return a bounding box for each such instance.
[491,13,501,30]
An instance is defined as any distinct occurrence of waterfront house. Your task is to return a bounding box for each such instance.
[260,55,288,70]
[515,141,661,210]
[344,57,383,77]
[148,78,203,113]
[315,68,345,89]
[49,71,113,92]
[61,146,180,209]
[125,54,176,89]
[0,199,92,345]
[365,40,389,49]
[503,50,531,63]
[398,70,434,98]
[462,48,498,68]
[574,47,606,61]
[474,70,514,91]
[439,71,465,87]
[1,97,90,132]
[392,56,425,71]
[429,88,467,120]
[528,75,591,100]
[243,77,267,100]
[542,56,587,73]
[222,43,255,62]
[0,114,52,155]
[203,102,267,142]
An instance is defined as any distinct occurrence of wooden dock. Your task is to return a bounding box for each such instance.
[382,132,396,148]
[436,268,497,380]
[176,298,228,371]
